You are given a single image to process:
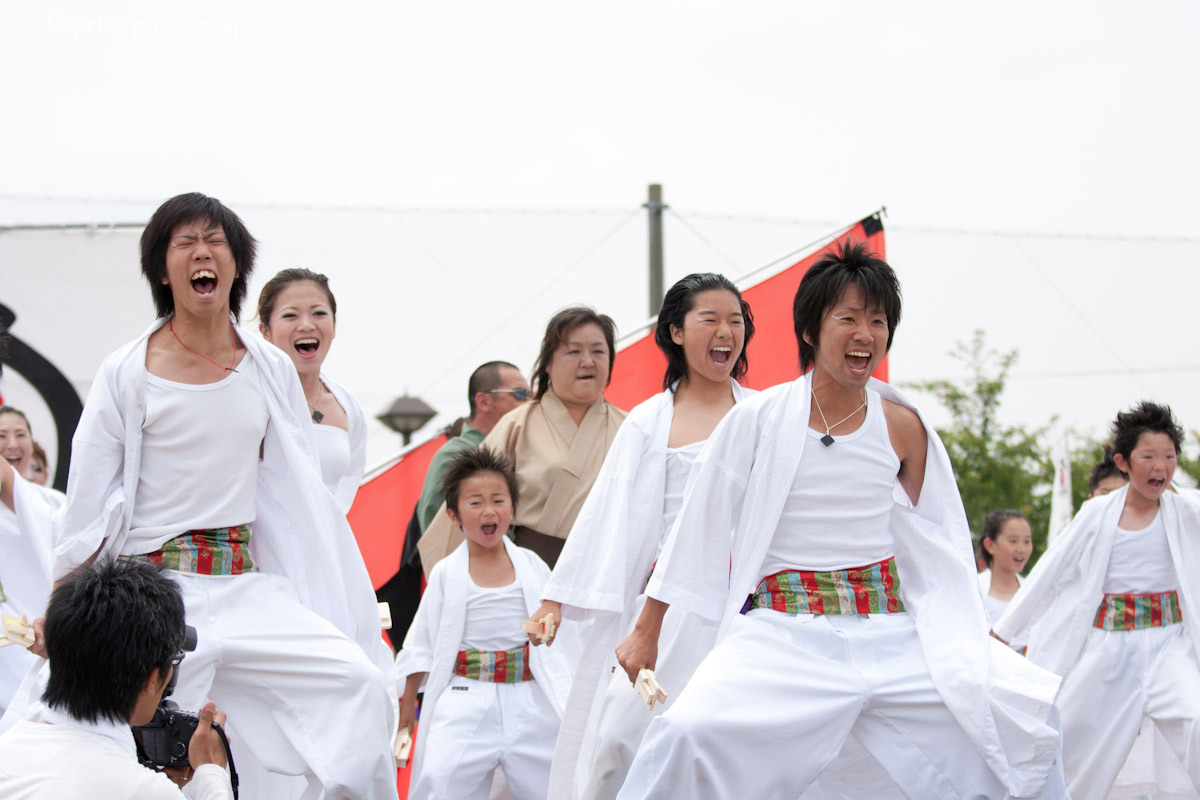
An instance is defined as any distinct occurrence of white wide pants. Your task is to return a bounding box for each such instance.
[619,610,1028,800]
[583,597,719,800]
[171,572,397,800]
[1056,624,1200,800]
[411,675,559,800]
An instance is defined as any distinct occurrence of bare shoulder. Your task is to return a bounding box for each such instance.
[881,398,926,456]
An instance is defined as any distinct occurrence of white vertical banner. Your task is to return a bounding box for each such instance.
[1047,435,1073,546]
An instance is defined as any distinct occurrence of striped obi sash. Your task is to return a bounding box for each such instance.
[128,524,257,576]
[1094,591,1181,631]
[749,556,905,615]
[454,644,535,683]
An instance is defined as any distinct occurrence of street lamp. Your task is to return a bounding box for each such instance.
[377,395,437,446]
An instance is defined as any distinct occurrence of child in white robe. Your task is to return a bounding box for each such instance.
[995,402,1200,799]
[978,509,1032,653]
[397,446,576,800]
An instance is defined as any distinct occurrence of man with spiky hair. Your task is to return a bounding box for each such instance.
[0,559,232,798]
[615,241,1066,798]
[997,401,1200,798]
[30,193,399,800]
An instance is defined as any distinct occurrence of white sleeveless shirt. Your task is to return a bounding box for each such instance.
[127,359,268,553]
[313,424,351,498]
[759,389,900,577]
[1104,511,1177,594]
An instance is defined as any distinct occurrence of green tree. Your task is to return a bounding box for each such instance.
[907,330,1054,565]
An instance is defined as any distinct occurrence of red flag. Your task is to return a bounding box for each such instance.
[349,214,886,590]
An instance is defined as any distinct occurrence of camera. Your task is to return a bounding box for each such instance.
[133,625,202,769]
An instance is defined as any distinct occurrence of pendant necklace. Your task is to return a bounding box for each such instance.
[170,318,239,373]
[307,383,325,423]
[811,389,866,447]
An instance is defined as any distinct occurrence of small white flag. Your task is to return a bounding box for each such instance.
[1048,436,1073,547]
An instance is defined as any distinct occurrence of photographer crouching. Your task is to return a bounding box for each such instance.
[0,560,233,799]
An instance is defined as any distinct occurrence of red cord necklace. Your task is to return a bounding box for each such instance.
[169,317,240,373]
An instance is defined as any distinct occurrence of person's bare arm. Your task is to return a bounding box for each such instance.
[884,400,927,506]
[615,597,669,684]
[398,672,427,735]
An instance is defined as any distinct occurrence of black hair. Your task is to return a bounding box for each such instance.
[655,273,755,391]
[1088,444,1127,493]
[442,446,520,517]
[258,268,338,327]
[530,307,617,400]
[0,406,31,435]
[1110,401,1183,467]
[979,509,1028,568]
[467,361,520,418]
[792,240,901,372]
[42,560,186,724]
[140,192,258,321]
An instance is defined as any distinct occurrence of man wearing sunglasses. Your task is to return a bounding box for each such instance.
[416,361,531,534]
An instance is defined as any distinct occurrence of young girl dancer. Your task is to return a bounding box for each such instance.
[527,273,753,799]
[397,446,577,799]
[995,402,1200,798]
[978,509,1033,653]
[258,268,366,513]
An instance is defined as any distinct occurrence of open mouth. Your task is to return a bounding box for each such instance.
[710,346,732,366]
[1148,477,1167,490]
[577,373,595,382]
[4,455,20,467]
[190,270,217,296]
[295,338,320,356]
[481,523,498,538]
[846,350,871,373]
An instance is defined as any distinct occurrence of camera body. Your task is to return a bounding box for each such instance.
[133,701,202,769]
[131,624,200,769]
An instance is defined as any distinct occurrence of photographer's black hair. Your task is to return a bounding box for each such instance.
[1110,401,1183,467]
[140,192,258,321]
[655,273,755,391]
[792,240,901,372]
[42,559,186,724]
[979,509,1027,568]
[442,446,519,518]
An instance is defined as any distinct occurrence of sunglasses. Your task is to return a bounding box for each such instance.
[489,387,531,401]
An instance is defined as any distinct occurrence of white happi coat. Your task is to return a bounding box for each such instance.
[1,470,58,620]
[647,374,1063,799]
[395,537,578,782]
[321,375,367,515]
[51,318,394,680]
[542,380,752,798]
[994,485,1200,676]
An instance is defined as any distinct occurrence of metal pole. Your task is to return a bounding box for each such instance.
[645,184,667,317]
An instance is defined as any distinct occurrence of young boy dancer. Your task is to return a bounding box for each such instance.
[995,402,1200,798]
[397,447,577,799]
[43,193,397,799]
[615,241,1066,799]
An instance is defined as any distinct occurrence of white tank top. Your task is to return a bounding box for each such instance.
[313,424,351,497]
[461,574,529,651]
[760,389,900,576]
[127,359,268,553]
[1103,511,1177,594]
[659,440,704,556]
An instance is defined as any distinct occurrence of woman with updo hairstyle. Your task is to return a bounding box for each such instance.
[258,268,367,513]
[532,274,755,798]
[419,306,627,572]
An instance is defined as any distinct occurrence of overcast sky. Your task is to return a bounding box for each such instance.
[3,1,1197,472]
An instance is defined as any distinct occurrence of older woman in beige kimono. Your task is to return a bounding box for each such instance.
[419,307,626,573]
